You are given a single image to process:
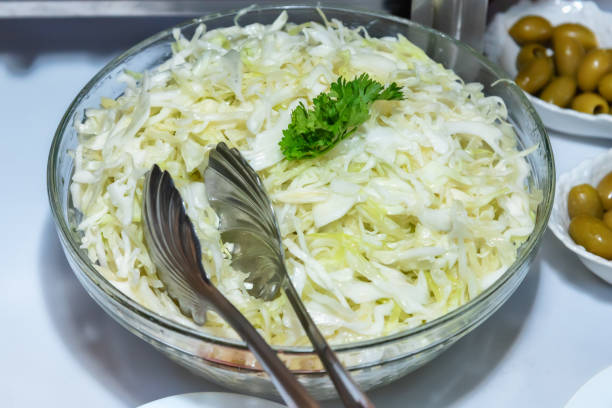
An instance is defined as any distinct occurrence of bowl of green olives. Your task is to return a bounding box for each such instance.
[549,149,612,284]
[485,0,612,139]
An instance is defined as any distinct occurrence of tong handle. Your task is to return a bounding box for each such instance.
[204,283,320,408]
[284,280,375,408]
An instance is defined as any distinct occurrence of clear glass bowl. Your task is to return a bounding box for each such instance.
[47,4,554,400]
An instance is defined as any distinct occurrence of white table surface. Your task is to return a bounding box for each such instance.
[2,13,612,408]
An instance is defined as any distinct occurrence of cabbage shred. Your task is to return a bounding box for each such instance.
[71,12,540,345]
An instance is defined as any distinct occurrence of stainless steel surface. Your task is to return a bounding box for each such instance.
[205,144,285,301]
[142,164,319,408]
[0,1,230,17]
[0,0,385,18]
[205,143,374,408]
[411,0,488,51]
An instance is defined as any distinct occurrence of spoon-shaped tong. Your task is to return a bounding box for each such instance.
[142,164,319,408]
[205,143,375,408]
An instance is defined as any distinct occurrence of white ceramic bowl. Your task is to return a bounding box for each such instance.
[549,149,612,284]
[139,392,285,408]
[484,0,612,138]
[565,365,612,408]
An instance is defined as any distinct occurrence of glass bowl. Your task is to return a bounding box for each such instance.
[47,4,554,401]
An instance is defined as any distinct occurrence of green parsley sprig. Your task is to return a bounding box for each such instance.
[279,73,403,160]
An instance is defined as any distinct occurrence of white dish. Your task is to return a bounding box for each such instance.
[565,365,612,407]
[138,392,286,408]
[484,0,612,138]
[548,148,612,284]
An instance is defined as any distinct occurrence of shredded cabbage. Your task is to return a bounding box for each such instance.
[71,11,541,345]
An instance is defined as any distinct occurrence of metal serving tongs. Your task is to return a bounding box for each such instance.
[142,164,319,408]
[204,143,374,408]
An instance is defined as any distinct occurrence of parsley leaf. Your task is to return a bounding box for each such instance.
[279,73,403,160]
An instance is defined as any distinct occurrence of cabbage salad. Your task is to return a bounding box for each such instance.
[71,11,540,346]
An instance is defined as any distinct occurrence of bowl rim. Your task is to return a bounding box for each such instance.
[485,0,612,127]
[527,92,612,125]
[549,148,612,269]
[47,3,555,355]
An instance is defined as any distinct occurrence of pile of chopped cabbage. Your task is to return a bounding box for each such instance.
[71,11,541,346]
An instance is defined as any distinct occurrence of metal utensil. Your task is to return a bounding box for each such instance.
[142,164,319,408]
[205,142,375,408]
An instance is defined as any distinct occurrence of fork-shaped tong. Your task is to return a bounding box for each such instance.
[142,164,319,408]
[205,143,375,408]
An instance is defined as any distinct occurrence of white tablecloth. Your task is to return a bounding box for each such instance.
[2,14,612,408]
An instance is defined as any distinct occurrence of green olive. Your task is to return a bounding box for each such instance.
[509,15,553,45]
[597,171,612,210]
[552,34,585,77]
[516,43,548,71]
[569,215,612,259]
[553,23,598,51]
[515,57,554,94]
[577,49,611,92]
[597,73,612,102]
[571,93,610,114]
[539,76,577,108]
[603,211,612,230]
[568,184,604,219]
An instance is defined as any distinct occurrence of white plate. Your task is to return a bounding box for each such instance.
[139,392,286,408]
[484,0,612,138]
[565,365,612,407]
[548,148,612,284]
